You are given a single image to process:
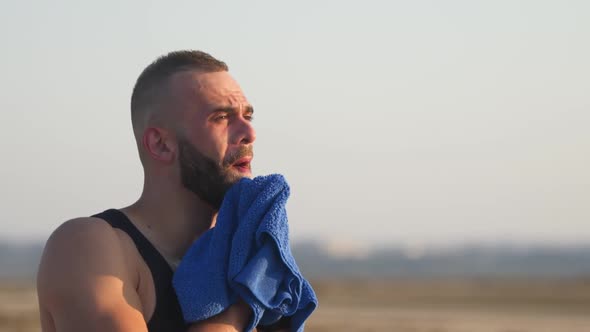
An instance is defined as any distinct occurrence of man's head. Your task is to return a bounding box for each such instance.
[131,50,256,209]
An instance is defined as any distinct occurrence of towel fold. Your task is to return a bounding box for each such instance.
[172,174,318,332]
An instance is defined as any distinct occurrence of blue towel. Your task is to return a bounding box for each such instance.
[172,174,318,332]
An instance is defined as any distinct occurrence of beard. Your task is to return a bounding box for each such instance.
[178,137,252,210]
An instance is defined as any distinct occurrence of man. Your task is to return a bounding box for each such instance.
[37,51,274,331]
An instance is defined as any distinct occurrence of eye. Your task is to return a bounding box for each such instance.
[214,114,229,122]
[244,114,254,121]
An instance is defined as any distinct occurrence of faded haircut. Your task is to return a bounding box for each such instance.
[130,50,228,139]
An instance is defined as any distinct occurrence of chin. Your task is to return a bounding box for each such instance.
[238,172,254,180]
[229,166,253,178]
[225,171,250,184]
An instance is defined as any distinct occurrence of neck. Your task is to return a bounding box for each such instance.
[121,176,217,267]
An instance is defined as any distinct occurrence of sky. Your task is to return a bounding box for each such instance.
[0,0,589,249]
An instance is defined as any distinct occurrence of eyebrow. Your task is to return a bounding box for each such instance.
[211,105,254,115]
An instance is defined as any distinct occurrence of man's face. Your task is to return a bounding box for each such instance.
[171,70,256,209]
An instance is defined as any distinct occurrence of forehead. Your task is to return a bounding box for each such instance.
[169,70,250,111]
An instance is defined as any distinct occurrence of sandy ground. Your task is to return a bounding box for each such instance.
[306,305,590,332]
[305,278,590,332]
[2,278,589,332]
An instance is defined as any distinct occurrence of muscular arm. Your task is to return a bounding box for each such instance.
[37,218,147,332]
[37,218,254,332]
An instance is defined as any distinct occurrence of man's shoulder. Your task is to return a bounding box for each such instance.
[43,216,120,255]
[37,217,149,331]
[37,216,133,295]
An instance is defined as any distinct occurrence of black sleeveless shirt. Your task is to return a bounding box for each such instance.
[92,209,189,332]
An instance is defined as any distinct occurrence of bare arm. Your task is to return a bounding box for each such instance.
[37,218,256,332]
[37,218,148,332]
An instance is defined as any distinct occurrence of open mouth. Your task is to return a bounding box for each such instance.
[231,157,252,174]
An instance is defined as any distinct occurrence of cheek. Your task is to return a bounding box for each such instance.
[196,125,229,162]
[212,137,228,161]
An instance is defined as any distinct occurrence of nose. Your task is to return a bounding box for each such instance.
[233,115,256,145]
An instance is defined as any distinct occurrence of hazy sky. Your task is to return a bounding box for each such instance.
[1,0,588,248]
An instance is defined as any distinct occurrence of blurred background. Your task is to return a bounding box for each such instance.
[1,0,589,331]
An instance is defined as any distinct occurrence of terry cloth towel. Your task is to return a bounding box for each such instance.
[172,174,318,332]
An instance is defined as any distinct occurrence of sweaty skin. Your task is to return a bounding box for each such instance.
[37,70,285,332]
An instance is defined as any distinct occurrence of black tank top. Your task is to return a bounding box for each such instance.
[92,209,188,332]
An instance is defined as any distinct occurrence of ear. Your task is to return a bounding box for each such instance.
[142,127,176,163]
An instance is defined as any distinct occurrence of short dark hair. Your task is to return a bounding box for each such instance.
[130,50,228,136]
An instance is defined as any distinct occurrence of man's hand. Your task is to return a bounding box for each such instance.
[256,315,291,332]
[187,300,252,332]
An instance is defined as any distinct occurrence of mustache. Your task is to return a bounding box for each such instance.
[223,145,253,167]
